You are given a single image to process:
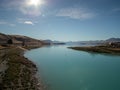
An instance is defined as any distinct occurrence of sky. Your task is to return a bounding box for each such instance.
[0,0,120,41]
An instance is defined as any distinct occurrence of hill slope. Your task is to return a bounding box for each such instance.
[0,33,43,46]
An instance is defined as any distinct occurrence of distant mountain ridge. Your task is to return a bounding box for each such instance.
[66,38,120,45]
[43,40,53,44]
[106,38,120,42]
[43,39,65,45]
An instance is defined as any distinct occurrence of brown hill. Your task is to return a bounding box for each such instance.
[0,33,44,46]
[0,33,10,44]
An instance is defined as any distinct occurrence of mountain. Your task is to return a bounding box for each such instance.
[43,40,65,45]
[52,40,65,44]
[66,40,105,46]
[106,38,120,42]
[67,38,120,46]
[42,40,53,45]
[0,33,44,46]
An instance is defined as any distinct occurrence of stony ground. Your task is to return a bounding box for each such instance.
[0,46,45,90]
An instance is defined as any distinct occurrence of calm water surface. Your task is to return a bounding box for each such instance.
[25,45,120,90]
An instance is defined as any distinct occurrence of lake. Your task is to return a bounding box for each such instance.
[25,45,120,90]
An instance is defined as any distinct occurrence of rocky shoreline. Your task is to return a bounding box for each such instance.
[0,46,45,90]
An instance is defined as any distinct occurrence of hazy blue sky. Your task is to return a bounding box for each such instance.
[0,0,120,41]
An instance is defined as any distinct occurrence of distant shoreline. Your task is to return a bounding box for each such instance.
[0,46,45,90]
[68,46,120,55]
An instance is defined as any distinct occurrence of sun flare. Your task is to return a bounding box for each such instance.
[27,0,43,7]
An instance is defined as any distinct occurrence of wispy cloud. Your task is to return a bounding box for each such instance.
[112,8,120,12]
[17,18,34,25]
[24,21,34,25]
[56,8,95,20]
[20,7,42,17]
[0,21,15,27]
[9,24,16,27]
[0,21,7,25]
[1,0,42,17]
[0,0,23,8]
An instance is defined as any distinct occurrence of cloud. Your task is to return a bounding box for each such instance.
[17,18,34,25]
[0,21,15,27]
[20,7,42,17]
[1,0,42,17]
[9,24,16,27]
[112,8,120,12]
[24,21,34,25]
[0,21,7,25]
[56,8,95,20]
[0,0,23,8]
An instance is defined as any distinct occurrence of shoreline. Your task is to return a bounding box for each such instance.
[0,46,45,90]
[68,46,120,55]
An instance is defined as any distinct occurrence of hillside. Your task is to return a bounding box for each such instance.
[0,33,10,44]
[0,33,44,46]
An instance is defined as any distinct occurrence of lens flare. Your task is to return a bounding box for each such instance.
[23,0,45,17]
[27,0,43,7]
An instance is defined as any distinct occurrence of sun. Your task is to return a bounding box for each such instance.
[27,0,43,7]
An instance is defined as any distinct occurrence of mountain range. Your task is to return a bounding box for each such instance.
[106,38,120,42]
[0,32,120,46]
[66,38,120,45]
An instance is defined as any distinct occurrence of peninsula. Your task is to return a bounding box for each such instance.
[68,42,120,55]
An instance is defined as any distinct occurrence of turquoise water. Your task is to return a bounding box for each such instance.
[25,45,120,90]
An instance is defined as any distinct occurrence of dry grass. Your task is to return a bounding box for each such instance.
[68,46,120,55]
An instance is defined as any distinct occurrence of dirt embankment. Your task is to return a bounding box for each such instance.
[0,46,45,90]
